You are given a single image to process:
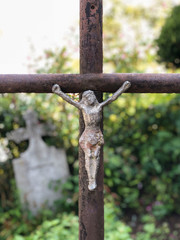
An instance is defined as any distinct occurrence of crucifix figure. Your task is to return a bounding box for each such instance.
[52,81,130,191]
[1,0,180,239]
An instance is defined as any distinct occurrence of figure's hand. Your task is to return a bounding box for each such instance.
[52,84,61,93]
[122,81,131,91]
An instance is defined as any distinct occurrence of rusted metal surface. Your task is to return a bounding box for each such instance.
[80,1,102,73]
[1,73,180,93]
[79,0,104,239]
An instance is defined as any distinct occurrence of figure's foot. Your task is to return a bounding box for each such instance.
[88,181,97,191]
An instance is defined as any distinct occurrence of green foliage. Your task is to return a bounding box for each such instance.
[0,197,134,240]
[53,174,79,214]
[104,199,132,240]
[17,214,79,240]
[104,93,180,218]
[1,197,179,240]
[156,5,180,68]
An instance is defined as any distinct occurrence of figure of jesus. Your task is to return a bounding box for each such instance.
[52,81,131,191]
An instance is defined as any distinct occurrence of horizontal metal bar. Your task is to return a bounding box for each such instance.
[0,73,180,93]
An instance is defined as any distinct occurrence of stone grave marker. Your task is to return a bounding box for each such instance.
[7,110,70,215]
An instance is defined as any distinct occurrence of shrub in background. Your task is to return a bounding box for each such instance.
[104,93,180,218]
[156,5,180,68]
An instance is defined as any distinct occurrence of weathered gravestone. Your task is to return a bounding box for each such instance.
[7,110,70,215]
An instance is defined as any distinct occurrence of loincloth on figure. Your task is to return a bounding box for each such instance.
[79,128,104,151]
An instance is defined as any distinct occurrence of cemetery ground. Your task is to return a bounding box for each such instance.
[1,0,180,239]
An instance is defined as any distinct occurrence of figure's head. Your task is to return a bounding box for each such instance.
[82,90,97,106]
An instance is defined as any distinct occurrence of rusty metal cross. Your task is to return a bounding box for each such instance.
[1,0,180,239]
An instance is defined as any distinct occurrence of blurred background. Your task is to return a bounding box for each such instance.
[1,0,180,239]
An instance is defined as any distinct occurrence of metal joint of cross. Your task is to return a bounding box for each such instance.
[0,1,180,239]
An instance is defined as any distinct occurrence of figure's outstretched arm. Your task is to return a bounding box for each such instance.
[52,84,81,109]
[100,81,131,108]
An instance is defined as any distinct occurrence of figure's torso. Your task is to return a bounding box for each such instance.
[79,105,104,150]
[81,105,102,129]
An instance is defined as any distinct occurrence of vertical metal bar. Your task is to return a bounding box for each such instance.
[79,0,104,239]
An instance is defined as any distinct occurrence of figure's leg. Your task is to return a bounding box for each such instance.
[85,145,101,191]
[84,149,96,191]
[94,145,101,160]
[80,137,94,189]
[80,134,103,191]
